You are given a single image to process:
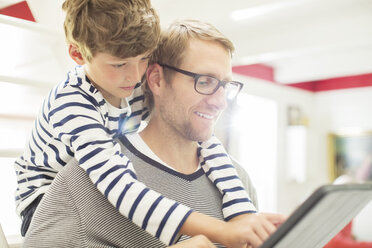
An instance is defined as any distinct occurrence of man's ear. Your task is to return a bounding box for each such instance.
[146,63,164,96]
[68,44,85,65]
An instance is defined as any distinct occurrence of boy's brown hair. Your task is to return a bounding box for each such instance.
[62,0,160,62]
[144,19,235,112]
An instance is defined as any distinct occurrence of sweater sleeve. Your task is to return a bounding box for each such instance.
[231,157,259,210]
[199,135,257,221]
[48,90,192,245]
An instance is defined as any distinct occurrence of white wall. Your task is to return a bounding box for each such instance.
[225,75,372,215]
[313,87,372,184]
[224,74,323,215]
[314,87,372,241]
[223,74,372,238]
[315,87,372,132]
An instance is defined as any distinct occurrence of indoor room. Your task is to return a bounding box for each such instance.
[1,0,372,247]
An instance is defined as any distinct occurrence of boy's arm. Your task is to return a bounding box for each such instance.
[180,212,286,248]
[199,135,258,220]
[168,235,216,248]
[50,89,191,245]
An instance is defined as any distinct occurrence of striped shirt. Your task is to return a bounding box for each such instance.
[15,65,256,245]
[23,134,258,247]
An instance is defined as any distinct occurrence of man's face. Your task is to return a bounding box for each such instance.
[158,39,231,142]
[84,52,150,107]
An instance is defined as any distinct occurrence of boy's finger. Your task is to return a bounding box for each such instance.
[254,223,271,242]
[262,219,277,235]
[261,213,287,225]
[246,232,264,248]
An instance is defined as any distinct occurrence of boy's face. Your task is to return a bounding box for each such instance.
[84,52,150,107]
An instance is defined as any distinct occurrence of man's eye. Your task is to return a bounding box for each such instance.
[199,80,209,85]
[199,77,215,85]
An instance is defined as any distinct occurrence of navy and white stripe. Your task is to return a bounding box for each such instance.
[199,136,257,220]
[15,65,255,245]
[14,66,190,245]
[23,135,258,247]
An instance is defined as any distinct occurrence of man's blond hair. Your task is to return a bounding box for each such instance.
[144,19,235,112]
[62,0,160,62]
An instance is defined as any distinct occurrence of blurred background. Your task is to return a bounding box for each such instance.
[1,0,372,246]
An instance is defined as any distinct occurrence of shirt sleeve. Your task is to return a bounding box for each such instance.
[48,90,192,245]
[199,135,257,221]
[231,157,259,210]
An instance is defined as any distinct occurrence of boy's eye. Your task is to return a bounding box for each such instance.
[141,56,150,62]
[112,63,126,68]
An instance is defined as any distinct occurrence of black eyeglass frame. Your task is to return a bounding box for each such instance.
[159,63,244,97]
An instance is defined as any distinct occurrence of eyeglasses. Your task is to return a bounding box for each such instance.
[159,64,243,99]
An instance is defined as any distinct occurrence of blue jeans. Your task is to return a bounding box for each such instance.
[20,194,44,236]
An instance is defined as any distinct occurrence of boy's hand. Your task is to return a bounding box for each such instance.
[179,211,286,248]
[169,235,216,248]
[221,213,287,248]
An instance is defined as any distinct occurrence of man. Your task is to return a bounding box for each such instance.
[23,20,284,248]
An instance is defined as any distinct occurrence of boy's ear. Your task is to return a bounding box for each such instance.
[68,44,85,65]
[146,63,164,96]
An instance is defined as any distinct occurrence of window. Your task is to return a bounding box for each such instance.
[229,93,278,212]
[0,82,44,239]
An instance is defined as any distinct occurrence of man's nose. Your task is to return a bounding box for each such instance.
[205,86,227,110]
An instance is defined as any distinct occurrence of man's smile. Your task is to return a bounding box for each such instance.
[195,111,215,120]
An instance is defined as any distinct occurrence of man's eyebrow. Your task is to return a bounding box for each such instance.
[204,72,232,82]
[194,70,220,78]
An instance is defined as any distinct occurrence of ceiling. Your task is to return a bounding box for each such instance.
[1,0,372,88]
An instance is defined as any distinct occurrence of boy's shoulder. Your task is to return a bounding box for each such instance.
[47,66,104,107]
[64,66,92,91]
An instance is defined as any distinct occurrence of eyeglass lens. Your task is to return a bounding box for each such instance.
[196,76,240,98]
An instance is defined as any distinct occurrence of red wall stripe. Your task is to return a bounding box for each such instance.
[232,64,275,82]
[0,1,36,22]
[232,64,372,92]
[286,81,317,92]
[291,73,372,92]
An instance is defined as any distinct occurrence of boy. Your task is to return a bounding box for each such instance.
[15,0,256,245]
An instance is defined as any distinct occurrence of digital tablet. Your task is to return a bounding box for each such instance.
[259,183,372,248]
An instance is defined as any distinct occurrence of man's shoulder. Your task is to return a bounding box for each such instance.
[229,157,250,186]
[229,156,258,209]
[229,157,245,176]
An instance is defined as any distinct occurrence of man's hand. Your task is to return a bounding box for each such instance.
[169,235,216,248]
[221,213,287,248]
